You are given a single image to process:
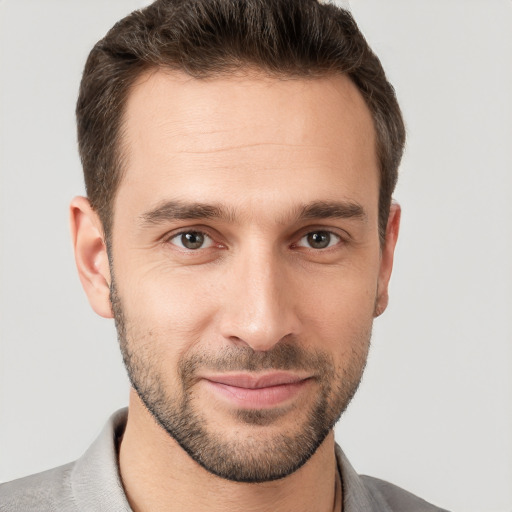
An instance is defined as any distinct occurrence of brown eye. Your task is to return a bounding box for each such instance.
[298,231,340,249]
[170,231,212,250]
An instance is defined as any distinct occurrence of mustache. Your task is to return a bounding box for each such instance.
[178,340,334,377]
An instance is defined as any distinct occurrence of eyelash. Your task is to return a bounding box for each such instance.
[166,228,346,252]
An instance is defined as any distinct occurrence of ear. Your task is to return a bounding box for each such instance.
[374,202,401,318]
[70,196,113,318]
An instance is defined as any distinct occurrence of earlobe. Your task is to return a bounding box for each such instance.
[70,196,113,319]
[374,202,401,318]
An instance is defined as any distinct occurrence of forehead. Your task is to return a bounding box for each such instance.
[116,69,378,223]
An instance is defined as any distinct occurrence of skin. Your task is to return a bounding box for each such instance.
[70,70,400,512]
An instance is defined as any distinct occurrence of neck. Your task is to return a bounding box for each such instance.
[119,390,340,512]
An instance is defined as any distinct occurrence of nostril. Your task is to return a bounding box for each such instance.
[228,335,251,349]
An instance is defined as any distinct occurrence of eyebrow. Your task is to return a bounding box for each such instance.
[139,199,367,227]
[298,201,367,222]
[140,201,236,225]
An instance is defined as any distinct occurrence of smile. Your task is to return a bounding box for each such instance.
[201,372,313,409]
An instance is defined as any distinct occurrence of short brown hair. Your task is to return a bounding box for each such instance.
[76,0,405,243]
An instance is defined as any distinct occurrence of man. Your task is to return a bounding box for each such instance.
[1,0,449,510]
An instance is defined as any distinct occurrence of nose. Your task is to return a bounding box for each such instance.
[218,247,301,352]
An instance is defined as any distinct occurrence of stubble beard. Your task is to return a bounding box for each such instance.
[110,277,371,483]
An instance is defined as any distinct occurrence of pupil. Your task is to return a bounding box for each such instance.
[307,231,330,249]
[182,232,204,249]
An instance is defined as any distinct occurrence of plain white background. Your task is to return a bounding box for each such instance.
[0,1,511,511]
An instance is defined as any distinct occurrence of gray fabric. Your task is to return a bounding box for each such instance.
[0,409,130,512]
[0,408,449,511]
[336,447,450,512]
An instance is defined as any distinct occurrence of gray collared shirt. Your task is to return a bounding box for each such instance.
[0,409,449,511]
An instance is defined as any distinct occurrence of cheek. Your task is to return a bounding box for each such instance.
[120,264,220,353]
[296,263,379,340]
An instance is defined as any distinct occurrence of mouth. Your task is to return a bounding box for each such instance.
[200,372,313,409]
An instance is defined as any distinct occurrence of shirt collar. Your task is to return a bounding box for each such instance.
[71,408,132,511]
[335,445,393,512]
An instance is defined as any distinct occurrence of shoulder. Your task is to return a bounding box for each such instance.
[0,409,130,512]
[0,462,76,512]
[335,444,450,512]
[361,475,450,512]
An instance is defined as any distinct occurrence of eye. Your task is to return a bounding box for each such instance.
[297,231,341,250]
[169,231,213,250]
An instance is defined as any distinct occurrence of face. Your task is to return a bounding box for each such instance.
[90,71,398,482]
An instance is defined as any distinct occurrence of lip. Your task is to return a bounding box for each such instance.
[201,372,312,409]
